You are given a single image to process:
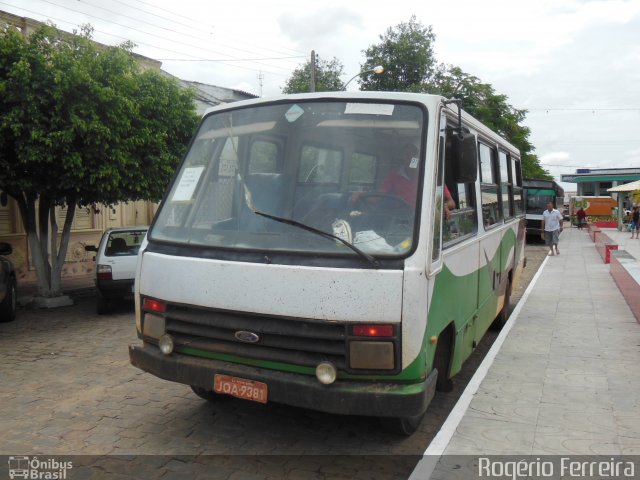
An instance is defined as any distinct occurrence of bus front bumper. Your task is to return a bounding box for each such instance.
[129,343,436,419]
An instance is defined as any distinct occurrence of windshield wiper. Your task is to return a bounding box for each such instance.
[253,210,380,269]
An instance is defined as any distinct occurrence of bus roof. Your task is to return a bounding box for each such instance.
[201,91,521,156]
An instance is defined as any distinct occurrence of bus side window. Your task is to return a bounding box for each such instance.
[443,130,478,246]
[512,158,524,215]
[498,150,513,219]
[479,142,502,228]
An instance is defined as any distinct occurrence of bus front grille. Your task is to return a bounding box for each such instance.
[163,305,347,369]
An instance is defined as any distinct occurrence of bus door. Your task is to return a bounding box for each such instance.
[430,119,481,376]
[477,141,508,334]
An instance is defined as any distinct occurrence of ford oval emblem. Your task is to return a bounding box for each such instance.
[234,330,260,343]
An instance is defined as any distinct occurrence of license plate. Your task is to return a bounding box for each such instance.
[213,374,268,404]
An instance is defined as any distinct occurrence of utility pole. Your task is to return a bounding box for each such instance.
[257,71,264,97]
[310,50,316,93]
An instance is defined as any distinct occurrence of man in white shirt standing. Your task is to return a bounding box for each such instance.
[541,202,563,256]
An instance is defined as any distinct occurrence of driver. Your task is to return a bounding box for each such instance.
[380,143,456,218]
[380,144,420,207]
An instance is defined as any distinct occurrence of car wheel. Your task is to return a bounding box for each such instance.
[0,277,17,322]
[96,290,111,315]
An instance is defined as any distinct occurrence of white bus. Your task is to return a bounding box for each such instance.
[129,92,526,435]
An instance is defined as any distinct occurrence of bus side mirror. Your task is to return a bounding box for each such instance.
[84,245,97,252]
[452,133,477,183]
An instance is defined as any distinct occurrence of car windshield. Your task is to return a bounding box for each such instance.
[105,230,147,256]
[150,100,426,258]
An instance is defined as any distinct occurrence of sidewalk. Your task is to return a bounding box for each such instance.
[601,226,640,260]
[412,226,640,478]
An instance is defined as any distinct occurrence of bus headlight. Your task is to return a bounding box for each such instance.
[142,313,165,339]
[349,341,395,370]
[316,362,337,385]
[158,334,174,355]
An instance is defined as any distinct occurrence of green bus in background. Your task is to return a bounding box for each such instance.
[524,178,565,237]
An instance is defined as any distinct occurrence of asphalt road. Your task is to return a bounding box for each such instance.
[0,242,550,479]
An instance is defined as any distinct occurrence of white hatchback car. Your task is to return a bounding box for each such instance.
[85,227,148,314]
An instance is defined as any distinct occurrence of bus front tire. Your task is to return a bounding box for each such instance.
[492,280,512,330]
[190,385,228,402]
[434,326,454,392]
[380,412,425,436]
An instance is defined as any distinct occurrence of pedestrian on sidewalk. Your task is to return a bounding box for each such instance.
[632,206,640,239]
[576,207,587,230]
[541,202,563,256]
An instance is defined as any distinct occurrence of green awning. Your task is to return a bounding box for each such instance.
[573,175,640,183]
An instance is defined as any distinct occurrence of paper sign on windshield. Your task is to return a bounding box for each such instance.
[172,166,205,201]
[345,103,395,116]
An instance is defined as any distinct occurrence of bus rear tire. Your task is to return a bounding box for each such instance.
[380,412,425,436]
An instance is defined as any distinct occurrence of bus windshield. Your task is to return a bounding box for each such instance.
[151,100,426,258]
[525,188,556,214]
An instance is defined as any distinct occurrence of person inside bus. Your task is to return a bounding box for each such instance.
[379,143,456,217]
[379,143,420,207]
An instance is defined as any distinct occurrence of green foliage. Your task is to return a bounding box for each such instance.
[282,55,345,93]
[0,24,200,295]
[360,17,549,179]
[360,16,436,93]
[430,65,551,179]
[0,24,199,208]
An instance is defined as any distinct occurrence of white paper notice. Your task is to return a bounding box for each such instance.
[344,103,395,116]
[172,166,205,201]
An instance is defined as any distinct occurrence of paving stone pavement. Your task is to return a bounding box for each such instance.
[0,293,439,478]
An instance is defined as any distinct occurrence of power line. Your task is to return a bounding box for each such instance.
[75,0,299,70]
[527,107,640,112]
[118,0,305,58]
[0,1,292,77]
[43,0,295,73]
[158,56,306,62]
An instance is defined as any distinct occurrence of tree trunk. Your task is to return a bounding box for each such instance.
[15,193,52,296]
[38,196,52,283]
[49,200,75,297]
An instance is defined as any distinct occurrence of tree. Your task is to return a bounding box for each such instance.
[282,55,345,93]
[361,18,550,178]
[430,65,551,179]
[359,16,436,93]
[0,24,199,297]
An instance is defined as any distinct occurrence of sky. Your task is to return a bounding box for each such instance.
[2,0,640,192]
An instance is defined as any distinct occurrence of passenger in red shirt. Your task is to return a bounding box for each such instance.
[381,144,420,207]
[381,143,455,217]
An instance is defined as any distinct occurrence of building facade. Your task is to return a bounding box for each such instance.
[561,167,640,199]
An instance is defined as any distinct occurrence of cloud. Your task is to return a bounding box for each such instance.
[278,7,363,49]
[541,152,572,164]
